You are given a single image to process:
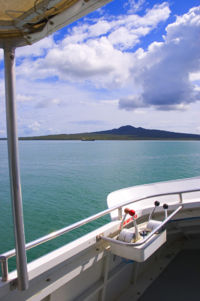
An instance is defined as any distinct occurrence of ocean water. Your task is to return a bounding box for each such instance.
[1,140,200,271]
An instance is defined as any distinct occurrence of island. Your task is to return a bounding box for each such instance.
[1,125,200,141]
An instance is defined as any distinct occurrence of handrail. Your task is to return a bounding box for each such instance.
[101,205,182,246]
[1,187,200,282]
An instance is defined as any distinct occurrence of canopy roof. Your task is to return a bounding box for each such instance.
[0,0,111,48]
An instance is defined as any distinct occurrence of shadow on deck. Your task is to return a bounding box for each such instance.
[139,249,200,301]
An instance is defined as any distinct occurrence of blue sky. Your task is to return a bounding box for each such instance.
[0,0,200,137]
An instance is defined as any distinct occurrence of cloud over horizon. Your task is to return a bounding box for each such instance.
[119,6,200,111]
[15,2,170,89]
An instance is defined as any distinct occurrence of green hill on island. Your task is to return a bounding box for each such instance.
[11,125,200,140]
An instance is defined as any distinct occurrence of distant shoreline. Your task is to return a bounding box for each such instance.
[1,125,200,141]
[1,136,200,141]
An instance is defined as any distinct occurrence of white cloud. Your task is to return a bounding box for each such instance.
[108,27,139,50]
[189,71,200,81]
[16,37,54,58]
[101,99,118,105]
[15,2,170,89]
[10,77,101,136]
[62,3,169,47]
[143,2,170,26]
[17,94,34,102]
[86,20,112,38]
[36,97,64,108]
[119,95,146,110]
[124,0,145,14]
[119,6,200,111]
[43,37,132,87]
[28,121,41,132]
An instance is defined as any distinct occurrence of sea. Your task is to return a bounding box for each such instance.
[1,140,200,271]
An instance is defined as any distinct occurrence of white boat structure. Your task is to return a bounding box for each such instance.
[0,1,200,301]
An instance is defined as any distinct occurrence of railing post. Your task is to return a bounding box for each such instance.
[118,207,122,220]
[0,256,9,282]
[4,46,28,290]
[179,193,183,203]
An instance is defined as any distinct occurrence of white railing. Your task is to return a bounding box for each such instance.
[1,188,200,283]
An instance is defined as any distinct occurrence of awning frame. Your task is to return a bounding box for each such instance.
[0,0,112,48]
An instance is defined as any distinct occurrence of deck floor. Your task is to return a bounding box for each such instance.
[139,249,200,301]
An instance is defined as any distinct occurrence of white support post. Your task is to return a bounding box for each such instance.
[4,46,28,290]
[99,253,110,301]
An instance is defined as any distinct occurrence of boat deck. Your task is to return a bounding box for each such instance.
[117,247,200,301]
[139,249,200,301]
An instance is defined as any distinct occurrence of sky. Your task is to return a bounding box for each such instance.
[0,0,200,137]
